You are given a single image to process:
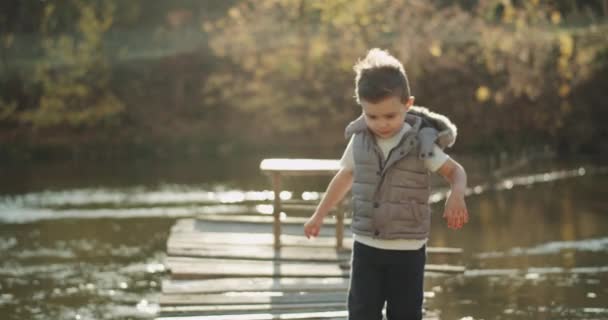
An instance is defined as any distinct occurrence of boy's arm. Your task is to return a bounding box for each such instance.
[315,167,354,218]
[436,158,469,229]
[304,167,354,238]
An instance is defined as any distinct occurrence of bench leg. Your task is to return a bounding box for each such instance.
[272,172,282,249]
[336,199,344,249]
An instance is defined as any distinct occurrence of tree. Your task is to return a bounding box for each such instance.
[19,0,124,129]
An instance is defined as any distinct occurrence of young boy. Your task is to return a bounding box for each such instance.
[304,48,469,320]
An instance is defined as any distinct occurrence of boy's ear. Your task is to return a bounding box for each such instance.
[404,96,415,111]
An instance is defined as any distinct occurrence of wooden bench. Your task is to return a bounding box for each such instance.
[260,158,345,249]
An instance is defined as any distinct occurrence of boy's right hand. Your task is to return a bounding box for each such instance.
[304,214,324,239]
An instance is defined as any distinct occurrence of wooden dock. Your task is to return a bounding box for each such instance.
[155,159,465,319]
[156,217,464,319]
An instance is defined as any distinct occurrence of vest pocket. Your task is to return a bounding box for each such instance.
[412,201,432,229]
[389,200,419,224]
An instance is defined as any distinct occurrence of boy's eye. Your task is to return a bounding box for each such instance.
[368,115,377,120]
[385,115,395,119]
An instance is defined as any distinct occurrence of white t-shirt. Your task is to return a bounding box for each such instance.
[340,123,449,250]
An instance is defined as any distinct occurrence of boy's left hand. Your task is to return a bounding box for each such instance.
[443,192,469,229]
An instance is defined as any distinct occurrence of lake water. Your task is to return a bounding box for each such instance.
[0,156,607,319]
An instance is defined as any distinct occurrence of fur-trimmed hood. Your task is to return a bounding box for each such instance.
[344,106,458,149]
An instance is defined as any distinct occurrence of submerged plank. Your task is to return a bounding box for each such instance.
[166,257,350,279]
[160,302,345,316]
[157,309,348,320]
[166,257,464,279]
[157,309,440,320]
[168,244,350,262]
[161,278,438,297]
[160,291,347,306]
[159,289,439,308]
[162,277,350,294]
[179,215,351,226]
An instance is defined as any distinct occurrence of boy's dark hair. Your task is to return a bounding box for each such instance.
[354,48,411,104]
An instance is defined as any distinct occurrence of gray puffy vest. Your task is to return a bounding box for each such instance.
[344,106,457,240]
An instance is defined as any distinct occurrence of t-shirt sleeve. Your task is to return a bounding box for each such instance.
[424,144,449,172]
[339,136,355,170]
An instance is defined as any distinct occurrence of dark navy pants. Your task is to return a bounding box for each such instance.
[347,241,426,320]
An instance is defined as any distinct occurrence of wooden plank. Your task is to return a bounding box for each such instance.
[161,277,350,294]
[166,257,464,279]
[166,257,350,279]
[160,303,345,316]
[160,291,347,306]
[424,264,466,273]
[183,215,351,226]
[157,309,440,320]
[168,232,354,249]
[172,220,350,238]
[167,244,462,263]
[157,310,348,320]
[161,278,440,297]
[159,292,439,308]
[281,204,327,212]
[167,244,351,262]
[168,231,462,255]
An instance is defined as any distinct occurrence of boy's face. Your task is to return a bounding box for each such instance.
[361,95,414,139]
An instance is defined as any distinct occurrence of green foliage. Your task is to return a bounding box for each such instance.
[0,99,17,120]
[0,0,606,159]
[18,0,124,129]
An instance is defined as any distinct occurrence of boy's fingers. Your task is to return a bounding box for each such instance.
[311,226,319,237]
[455,212,464,229]
[449,211,460,229]
[450,212,457,229]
